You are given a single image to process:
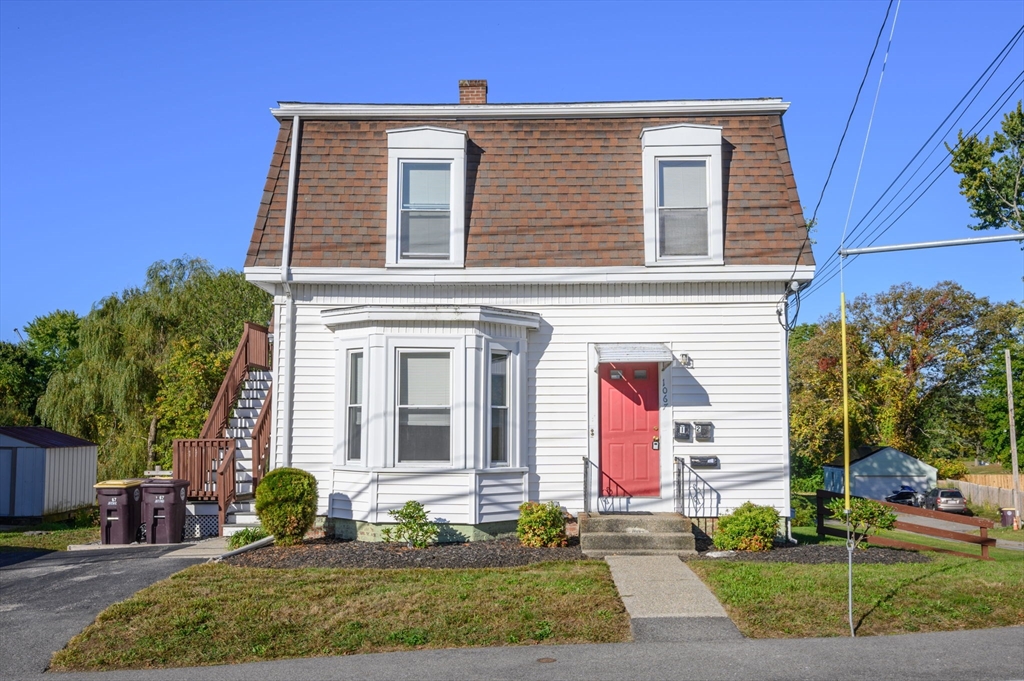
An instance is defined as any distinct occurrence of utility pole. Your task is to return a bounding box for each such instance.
[1007,349,1021,530]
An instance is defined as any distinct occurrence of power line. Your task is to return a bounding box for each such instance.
[806,26,1024,292]
[804,74,1024,298]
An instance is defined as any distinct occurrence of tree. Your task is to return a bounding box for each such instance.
[978,310,1024,471]
[948,101,1023,233]
[0,310,81,426]
[38,257,272,479]
[0,342,39,426]
[788,282,1019,468]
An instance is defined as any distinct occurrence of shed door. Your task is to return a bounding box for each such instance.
[0,448,14,517]
[599,362,660,497]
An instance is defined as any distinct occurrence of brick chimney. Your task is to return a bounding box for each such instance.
[459,80,488,105]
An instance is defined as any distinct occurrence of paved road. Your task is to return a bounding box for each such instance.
[41,627,1024,681]
[0,546,204,678]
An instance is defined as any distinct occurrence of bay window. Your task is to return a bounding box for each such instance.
[397,351,451,463]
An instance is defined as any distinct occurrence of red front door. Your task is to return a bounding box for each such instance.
[599,362,660,497]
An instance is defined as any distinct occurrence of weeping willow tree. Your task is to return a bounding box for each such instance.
[38,257,272,480]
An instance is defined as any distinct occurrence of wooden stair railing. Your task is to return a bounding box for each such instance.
[251,398,272,488]
[200,322,271,439]
[172,321,272,534]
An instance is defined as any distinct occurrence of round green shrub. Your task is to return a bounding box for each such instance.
[713,501,779,552]
[254,467,318,546]
[791,494,816,528]
[517,501,567,547]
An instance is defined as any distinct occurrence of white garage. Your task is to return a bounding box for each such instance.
[823,445,937,500]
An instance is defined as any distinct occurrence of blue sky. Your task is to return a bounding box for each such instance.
[1,0,1021,342]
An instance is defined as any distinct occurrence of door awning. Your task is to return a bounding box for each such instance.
[595,343,675,364]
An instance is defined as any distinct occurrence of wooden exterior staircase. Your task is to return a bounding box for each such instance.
[172,322,272,535]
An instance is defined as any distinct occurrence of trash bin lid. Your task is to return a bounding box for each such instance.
[94,479,143,488]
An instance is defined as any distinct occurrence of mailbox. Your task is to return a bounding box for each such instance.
[690,456,720,468]
[673,422,692,441]
[694,422,714,442]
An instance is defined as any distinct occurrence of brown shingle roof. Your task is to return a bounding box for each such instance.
[245,111,814,269]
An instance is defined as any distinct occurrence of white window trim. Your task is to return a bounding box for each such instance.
[333,338,369,468]
[640,123,724,266]
[485,339,521,469]
[385,336,466,469]
[386,127,467,268]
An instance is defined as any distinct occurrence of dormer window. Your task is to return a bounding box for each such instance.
[641,124,724,266]
[387,127,467,267]
[400,162,452,259]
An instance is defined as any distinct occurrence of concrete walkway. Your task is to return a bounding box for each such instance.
[604,555,741,642]
[67,536,231,559]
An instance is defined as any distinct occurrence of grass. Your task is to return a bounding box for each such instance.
[50,560,629,671]
[0,515,100,552]
[690,526,1024,638]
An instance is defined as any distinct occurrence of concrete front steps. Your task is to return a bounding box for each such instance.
[579,512,696,558]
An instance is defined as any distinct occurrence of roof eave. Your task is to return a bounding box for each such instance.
[270,99,790,120]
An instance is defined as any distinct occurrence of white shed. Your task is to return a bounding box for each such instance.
[0,427,98,519]
[823,445,937,500]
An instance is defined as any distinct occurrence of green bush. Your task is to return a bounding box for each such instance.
[254,467,318,546]
[380,500,438,548]
[226,526,270,551]
[826,497,896,548]
[516,501,567,548]
[791,494,816,527]
[935,459,970,480]
[713,502,780,551]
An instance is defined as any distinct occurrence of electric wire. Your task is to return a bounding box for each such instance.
[778,0,896,330]
[803,26,1024,298]
[839,0,902,640]
[804,74,1024,297]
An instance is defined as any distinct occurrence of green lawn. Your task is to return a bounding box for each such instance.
[690,527,1024,638]
[50,560,630,671]
[0,519,99,552]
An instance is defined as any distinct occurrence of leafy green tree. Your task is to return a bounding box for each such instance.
[153,339,233,468]
[0,341,40,425]
[978,312,1024,471]
[38,257,271,479]
[23,310,80,381]
[948,101,1023,232]
[789,282,1018,468]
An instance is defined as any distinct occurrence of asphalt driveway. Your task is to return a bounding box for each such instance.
[0,546,204,677]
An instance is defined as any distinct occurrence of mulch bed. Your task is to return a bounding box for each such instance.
[226,536,587,570]
[689,543,933,565]
[226,534,931,569]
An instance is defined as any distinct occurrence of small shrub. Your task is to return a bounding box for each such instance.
[226,526,270,551]
[380,500,438,548]
[254,467,318,546]
[791,494,816,527]
[517,501,567,548]
[935,459,970,480]
[713,502,779,551]
[826,497,896,548]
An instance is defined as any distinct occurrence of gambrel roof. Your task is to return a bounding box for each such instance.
[245,98,814,270]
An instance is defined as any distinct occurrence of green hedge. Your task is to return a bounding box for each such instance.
[254,467,318,546]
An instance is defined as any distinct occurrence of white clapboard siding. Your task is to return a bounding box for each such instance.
[270,280,791,521]
[477,472,527,524]
[376,472,471,524]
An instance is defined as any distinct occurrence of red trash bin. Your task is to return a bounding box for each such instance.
[140,479,189,544]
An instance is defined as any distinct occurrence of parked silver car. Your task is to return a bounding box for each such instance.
[922,488,967,514]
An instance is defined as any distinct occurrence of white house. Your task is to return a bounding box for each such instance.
[240,80,816,540]
[824,445,938,500]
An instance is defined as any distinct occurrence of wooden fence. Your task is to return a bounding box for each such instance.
[945,480,1018,509]
[964,474,1022,491]
[815,489,995,561]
